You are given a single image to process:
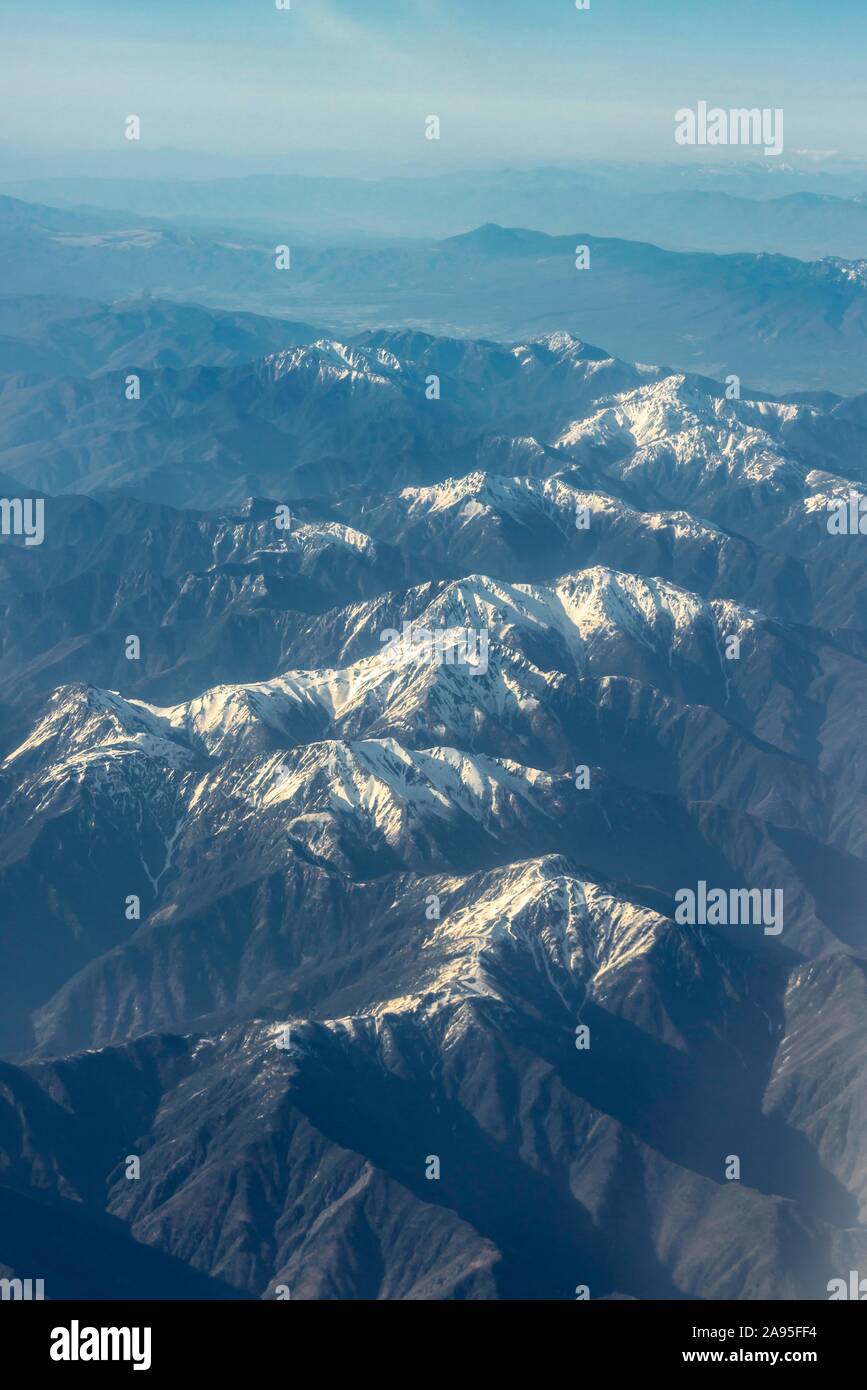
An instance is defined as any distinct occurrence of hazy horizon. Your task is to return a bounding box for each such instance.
[4,0,867,175]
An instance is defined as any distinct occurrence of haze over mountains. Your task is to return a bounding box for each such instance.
[1,153,866,1303]
[8,162,867,259]
[4,195,867,394]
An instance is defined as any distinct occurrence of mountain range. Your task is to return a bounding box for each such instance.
[8,167,867,259]
[4,199,867,392]
[1,291,865,1298]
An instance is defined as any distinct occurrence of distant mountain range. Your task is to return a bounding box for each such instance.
[7,167,867,259]
[0,294,318,377]
[3,200,867,392]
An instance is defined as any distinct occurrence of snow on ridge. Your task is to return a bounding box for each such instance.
[356,854,670,1020]
[422,565,757,657]
[290,520,376,555]
[2,683,193,770]
[6,563,763,768]
[195,736,560,864]
[200,514,377,565]
[553,373,806,472]
[264,339,398,387]
[395,470,728,540]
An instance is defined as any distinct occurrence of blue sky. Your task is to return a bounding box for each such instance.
[2,0,866,172]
